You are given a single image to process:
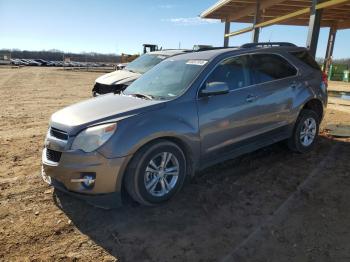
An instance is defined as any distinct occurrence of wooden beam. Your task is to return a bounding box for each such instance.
[306,0,322,57]
[337,21,350,28]
[251,0,261,43]
[225,0,350,38]
[224,22,231,47]
[323,25,338,73]
[201,0,233,19]
[227,0,286,21]
[316,0,349,9]
[256,7,310,27]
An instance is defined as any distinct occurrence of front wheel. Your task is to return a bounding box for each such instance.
[288,109,320,153]
[125,140,187,206]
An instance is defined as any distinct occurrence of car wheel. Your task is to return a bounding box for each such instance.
[288,109,319,153]
[125,140,187,206]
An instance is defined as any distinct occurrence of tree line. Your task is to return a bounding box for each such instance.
[317,57,350,67]
[0,49,122,63]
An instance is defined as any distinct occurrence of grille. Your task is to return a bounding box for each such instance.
[50,127,68,140]
[93,82,127,95]
[46,149,62,162]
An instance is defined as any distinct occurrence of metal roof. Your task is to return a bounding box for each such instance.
[201,0,350,29]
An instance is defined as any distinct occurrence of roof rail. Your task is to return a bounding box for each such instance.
[241,42,297,48]
[193,46,238,52]
[158,49,190,51]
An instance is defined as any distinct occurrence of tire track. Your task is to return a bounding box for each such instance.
[222,143,339,262]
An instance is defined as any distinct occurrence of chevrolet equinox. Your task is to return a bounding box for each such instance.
[41,42,327,208]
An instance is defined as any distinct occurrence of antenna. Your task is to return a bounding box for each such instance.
[268,31,273,42]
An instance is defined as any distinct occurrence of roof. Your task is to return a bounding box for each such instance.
[168,44,306,61]
[201,0,350,29]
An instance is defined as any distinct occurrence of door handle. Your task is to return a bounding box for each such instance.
[246,94,258,103]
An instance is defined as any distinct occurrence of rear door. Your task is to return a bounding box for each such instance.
[247,53,299,130]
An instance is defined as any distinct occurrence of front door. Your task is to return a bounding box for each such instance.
[197,55,262,161]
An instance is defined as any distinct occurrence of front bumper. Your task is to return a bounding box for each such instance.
[48,176,123,209]
[41,148,129,208]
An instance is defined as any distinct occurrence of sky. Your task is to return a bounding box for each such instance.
[0,0,349,59]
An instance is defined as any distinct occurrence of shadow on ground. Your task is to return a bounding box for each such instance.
[53,136,347,261]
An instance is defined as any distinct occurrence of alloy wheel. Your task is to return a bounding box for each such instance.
[144,152,180,197]
[300,117,317,147]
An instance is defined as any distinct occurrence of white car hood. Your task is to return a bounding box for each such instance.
[95,70,141,85]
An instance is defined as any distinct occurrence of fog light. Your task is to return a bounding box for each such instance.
[71,173,96,189]
[82,175,95,188]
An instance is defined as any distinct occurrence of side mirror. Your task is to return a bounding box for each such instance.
[200,82,229,97]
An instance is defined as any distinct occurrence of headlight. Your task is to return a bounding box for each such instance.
[71,123,117,152]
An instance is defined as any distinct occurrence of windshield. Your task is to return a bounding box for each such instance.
[125,54,166,74]
[124,59,207,99]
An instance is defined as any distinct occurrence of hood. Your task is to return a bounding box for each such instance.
[50,94,164,135]
[95,70,141,85]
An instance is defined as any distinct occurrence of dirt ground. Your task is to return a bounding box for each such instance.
[0,67,350,262]
[328,80,350,93]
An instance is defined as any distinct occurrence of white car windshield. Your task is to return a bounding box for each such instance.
[124,59,207,99]
[125,54,165,74]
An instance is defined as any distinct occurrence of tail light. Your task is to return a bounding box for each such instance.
[321,72,328,93]
[322,72,328,87]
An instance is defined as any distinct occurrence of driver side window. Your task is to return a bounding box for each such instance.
[205,56,250,91]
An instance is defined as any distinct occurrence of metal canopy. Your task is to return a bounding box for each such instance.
[201,0,350,29]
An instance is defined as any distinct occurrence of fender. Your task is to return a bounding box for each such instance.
[98,99,201,166]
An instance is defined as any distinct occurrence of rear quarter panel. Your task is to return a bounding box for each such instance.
[282,51,327,123]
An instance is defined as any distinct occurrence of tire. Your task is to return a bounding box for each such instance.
[125,140,187,206]
[288,109,320,153]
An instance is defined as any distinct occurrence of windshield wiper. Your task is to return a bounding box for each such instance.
[126,68,138,74]
[129,93,154,100]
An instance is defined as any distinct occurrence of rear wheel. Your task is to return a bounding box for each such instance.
[125,140,187,206]
[288,109,319,153]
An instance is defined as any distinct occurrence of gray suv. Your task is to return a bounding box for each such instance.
[41,42,327,208]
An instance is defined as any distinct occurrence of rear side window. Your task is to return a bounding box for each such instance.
[205,55,249,91]
[289,50,320,70]
[249,54,297,84]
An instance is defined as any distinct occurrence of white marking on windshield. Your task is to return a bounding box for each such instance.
[186,60,208,66]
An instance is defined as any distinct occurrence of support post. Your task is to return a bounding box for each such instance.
[306,0,322,57]
[323,25,337,73]
[224,21,230,47]
[251,0,261,43]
